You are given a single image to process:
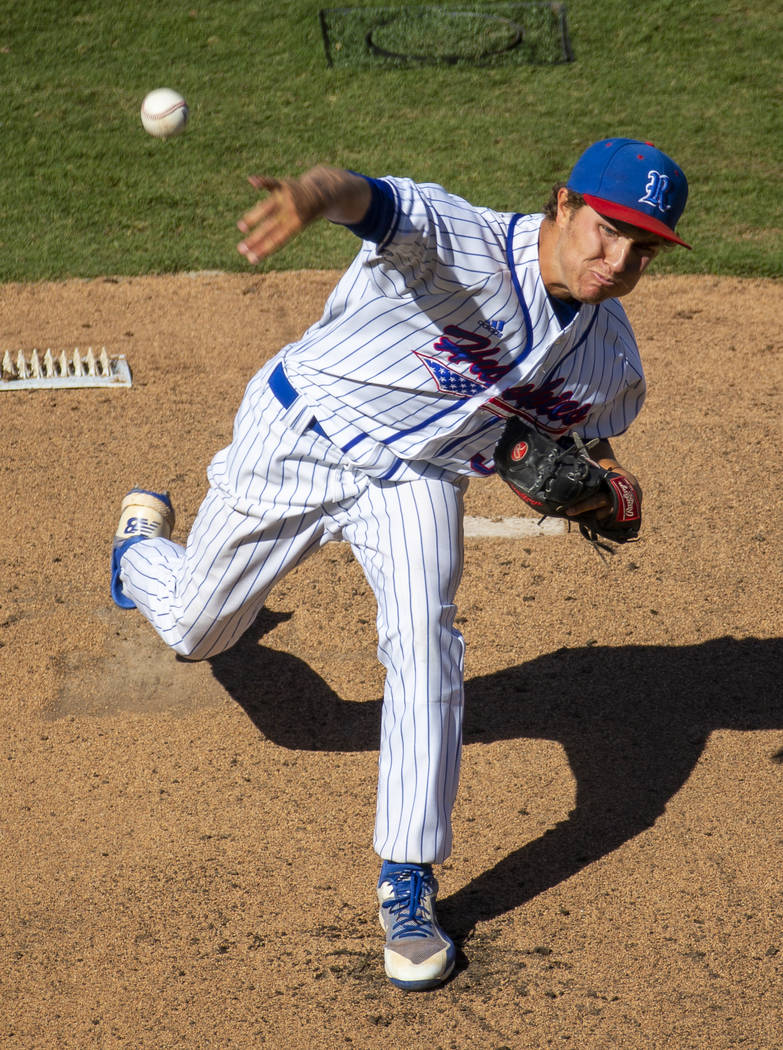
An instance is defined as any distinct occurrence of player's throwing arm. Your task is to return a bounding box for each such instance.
[237,167,372,263]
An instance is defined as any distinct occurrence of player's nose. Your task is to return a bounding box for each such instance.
[606,237,634,274]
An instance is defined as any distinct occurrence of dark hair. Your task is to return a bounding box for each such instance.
[543,184,586,220]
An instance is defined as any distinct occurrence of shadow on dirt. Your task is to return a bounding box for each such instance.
[209,620,783,938]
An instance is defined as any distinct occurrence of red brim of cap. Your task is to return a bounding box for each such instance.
[583,193,692,249]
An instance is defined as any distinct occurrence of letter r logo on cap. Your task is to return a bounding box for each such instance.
[639,170,672,213]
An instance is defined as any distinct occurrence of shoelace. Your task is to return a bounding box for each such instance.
[382,868,435,940]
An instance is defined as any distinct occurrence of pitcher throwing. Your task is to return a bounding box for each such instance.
[111,138,689,990]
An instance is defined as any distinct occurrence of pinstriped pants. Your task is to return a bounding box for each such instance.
[118,361,467,863]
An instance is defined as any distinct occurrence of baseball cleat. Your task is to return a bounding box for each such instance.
[111,488,175,609]
[377,861,455,991]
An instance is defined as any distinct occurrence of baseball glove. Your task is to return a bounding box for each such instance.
[493,417,642,547]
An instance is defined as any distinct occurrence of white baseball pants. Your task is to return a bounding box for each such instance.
[118,360,467,863]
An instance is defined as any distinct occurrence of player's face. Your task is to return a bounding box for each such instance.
[548,192,664,304]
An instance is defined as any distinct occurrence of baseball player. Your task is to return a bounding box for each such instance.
[111,138,689,991]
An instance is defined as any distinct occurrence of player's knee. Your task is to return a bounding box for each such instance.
[379,608,464,669]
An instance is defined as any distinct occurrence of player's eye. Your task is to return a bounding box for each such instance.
[634,242,660,258]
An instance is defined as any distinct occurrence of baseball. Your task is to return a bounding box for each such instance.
[140,88,189,139]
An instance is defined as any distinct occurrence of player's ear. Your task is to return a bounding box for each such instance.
[555,186,573,229]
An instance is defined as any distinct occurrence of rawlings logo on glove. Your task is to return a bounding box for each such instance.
[494,417,641,547]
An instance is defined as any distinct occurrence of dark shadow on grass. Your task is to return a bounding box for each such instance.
[209,621,783,940]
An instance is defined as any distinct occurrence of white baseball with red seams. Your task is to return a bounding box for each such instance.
[140,88,189,139]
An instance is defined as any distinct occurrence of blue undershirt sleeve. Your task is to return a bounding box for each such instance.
[342,174,396,244]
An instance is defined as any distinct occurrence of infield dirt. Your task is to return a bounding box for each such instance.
[1,272,781,1049]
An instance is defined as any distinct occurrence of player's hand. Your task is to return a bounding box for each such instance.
[565,490,612,519]
[237,167,371,265]
[237,176,310,264]
[565,464,641,519]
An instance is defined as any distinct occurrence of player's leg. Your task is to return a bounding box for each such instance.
[348,474,467,864]
[114,488,326,660]
[344,472,466,989]
[112,366,356,659]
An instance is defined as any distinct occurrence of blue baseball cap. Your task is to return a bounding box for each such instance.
[567,138,690,249]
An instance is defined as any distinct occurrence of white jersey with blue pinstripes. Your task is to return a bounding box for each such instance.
[279,176,645,481]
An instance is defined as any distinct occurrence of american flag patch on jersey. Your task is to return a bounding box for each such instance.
[416,354,487,398]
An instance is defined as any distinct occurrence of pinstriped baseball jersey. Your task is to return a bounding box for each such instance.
[280,176,645,481]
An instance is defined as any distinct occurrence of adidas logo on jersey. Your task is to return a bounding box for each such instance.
[480,319,506,336]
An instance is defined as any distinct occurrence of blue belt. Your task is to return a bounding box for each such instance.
[269,362,328,438]
[269,360,403,481]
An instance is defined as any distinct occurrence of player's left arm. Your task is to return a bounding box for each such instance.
[565,439,642,520]
[237,166,372,264]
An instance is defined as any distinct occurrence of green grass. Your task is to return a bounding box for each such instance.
[0,0,780,280]
[319,3,570,67]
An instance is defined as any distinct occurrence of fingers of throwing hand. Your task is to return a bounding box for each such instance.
[247,174,281,193]
[237,189,303,264]
[237,193,278,233]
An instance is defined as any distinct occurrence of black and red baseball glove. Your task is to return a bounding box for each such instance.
[493,417,642,546]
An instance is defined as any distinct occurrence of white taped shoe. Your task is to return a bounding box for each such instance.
[115,488,175,543]
[111,488,175,609]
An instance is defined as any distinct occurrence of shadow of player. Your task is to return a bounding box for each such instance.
[209,619,783,938]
